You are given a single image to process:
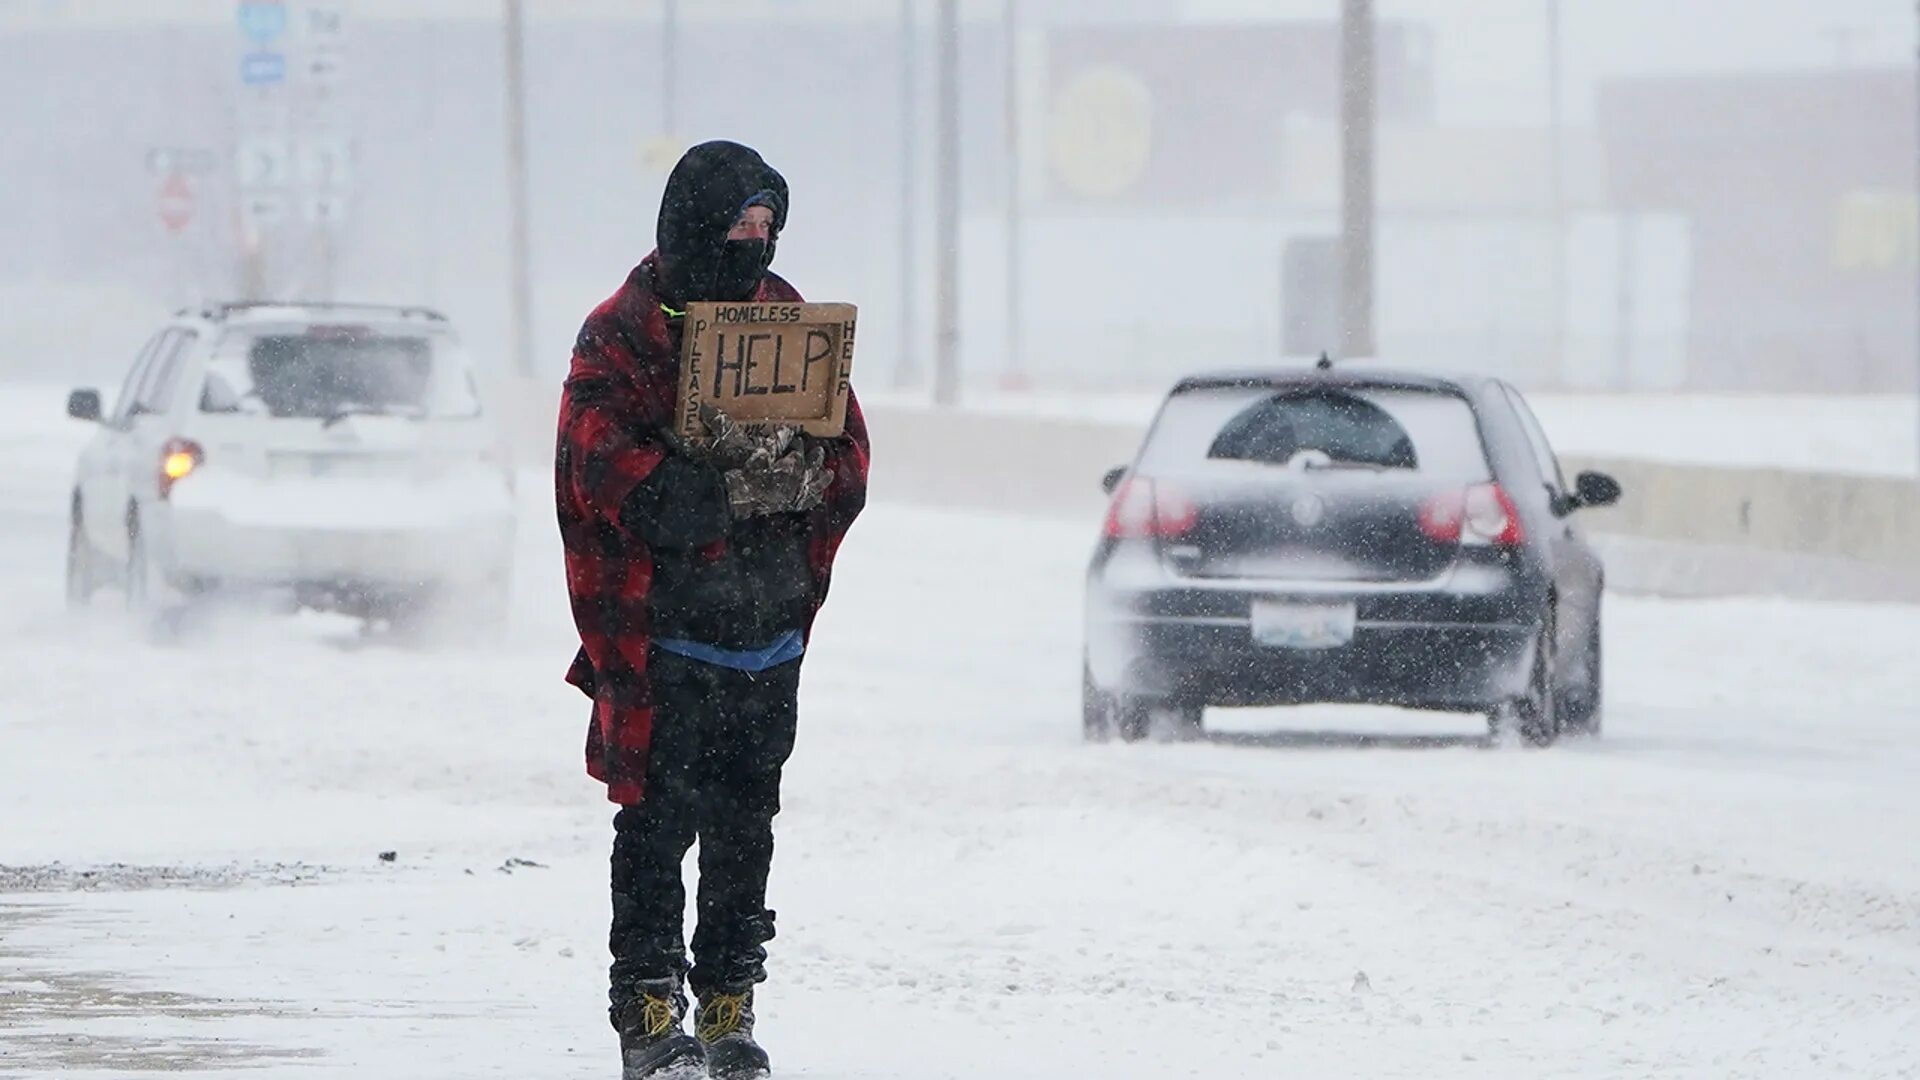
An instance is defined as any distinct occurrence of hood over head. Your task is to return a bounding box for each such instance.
[656,140,789,305]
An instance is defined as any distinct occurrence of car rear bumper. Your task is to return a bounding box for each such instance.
[151,477,515,589]
[1091,615,1536,711]
[1086,562,1546,711]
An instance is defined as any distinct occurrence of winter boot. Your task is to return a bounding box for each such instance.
[695,988,770,1080]
[614,980,707,1080]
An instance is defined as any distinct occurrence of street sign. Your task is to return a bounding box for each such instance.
[241,192,288,226]
[297,137,353,191]
[306,4,346,40]
[145,146,218,177]
[156,172,194,233]
[307,48,346,90]
[241,51,287,86]
[236,137,291,189]
[237,1,289,43]
[305,194,348,226]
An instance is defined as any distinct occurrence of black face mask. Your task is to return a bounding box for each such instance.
[711,238,769,301]
[669,239,766,304]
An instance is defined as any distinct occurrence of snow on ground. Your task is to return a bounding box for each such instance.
[3,398,1920,1077]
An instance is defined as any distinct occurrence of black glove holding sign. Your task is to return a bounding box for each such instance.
[698,407,833,519]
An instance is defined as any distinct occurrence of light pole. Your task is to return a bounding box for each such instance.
[897,0,920,389]
[933,0,961,406]
[1339,0,1376,359]
[1548,0,1567,386]
[1003,0,1023,385]
[504,0,534,378]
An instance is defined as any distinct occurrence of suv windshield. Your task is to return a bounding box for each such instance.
[202,326,481,420]
[1138,384,1492,482]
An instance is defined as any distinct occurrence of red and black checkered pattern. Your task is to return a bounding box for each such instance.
[556,255,870,804]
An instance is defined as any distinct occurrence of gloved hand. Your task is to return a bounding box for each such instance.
[697,407,833,518]
[724,439,832,517]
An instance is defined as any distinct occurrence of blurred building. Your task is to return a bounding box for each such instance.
[1599,68,1917,392]
[0,1,1913,397]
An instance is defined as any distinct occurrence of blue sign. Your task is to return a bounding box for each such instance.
[240,51,287,86]
[237,2,289,43]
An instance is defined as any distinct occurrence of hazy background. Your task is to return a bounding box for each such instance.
[2,0,1915,397]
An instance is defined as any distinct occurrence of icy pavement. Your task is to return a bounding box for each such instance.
[4,386,1920,1075]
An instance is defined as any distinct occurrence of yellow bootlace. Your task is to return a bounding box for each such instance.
[696,993,749,1042]
[639,993,678,1038]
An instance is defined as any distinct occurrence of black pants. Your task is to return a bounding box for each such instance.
[609,649,800,1013]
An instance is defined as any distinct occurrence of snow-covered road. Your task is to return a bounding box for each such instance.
[3,414,1919,1077]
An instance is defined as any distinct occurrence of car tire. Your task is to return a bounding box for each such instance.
[66,503,97,609]
[1490,619,1560,747]
[125,512,154,611]
[1152,701,1205,742]
[1081,664,1114,742]
[1560,619,1603,737]
[1114,697,1152,743]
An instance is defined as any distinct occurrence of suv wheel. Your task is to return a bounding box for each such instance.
[1560,619,1603,737]
[1082,663,1118,742]
[1490,621,1560,747]
[66,503,97,608]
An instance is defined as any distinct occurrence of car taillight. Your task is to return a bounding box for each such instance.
[1103,477,1197,539]
[158,437,204,498]
[1419,483,1523,547]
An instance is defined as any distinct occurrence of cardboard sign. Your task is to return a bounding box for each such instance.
[676,302,857,439]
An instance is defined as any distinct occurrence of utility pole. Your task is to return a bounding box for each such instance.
[663,0,678,133]
[896,0,920,389]
[1548,0,1568,385]
[933,0,961,405]
[1339,0,1376,359]
[504,0,535,378]
[1003,0,1024,385]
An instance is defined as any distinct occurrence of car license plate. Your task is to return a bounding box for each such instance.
[1250,600,1356,649]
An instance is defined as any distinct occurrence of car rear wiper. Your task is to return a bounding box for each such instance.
[320,405,426,428]
[1301,459,1392,472]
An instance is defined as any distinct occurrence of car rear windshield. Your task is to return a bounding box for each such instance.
[201,327,481,419]
[1136,384,1492,482]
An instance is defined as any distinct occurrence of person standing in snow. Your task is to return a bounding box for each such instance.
[555,141,870,1080]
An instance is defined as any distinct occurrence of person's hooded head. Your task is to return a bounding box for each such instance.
[655,140,789,305]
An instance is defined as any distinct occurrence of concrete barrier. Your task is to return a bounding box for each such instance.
[860,405,1920,602]
[498,379,1919,602]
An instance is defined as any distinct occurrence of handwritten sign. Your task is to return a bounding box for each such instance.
[676,302,857,439]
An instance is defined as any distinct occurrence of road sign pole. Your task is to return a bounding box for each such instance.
[933,0,961,406]
[504,0,536,379]
[1339,0,1376,360]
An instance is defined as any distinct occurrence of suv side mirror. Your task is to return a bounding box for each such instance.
[1101,466,1127,494]
[1573,470,1622,509]
[67,388,102,423]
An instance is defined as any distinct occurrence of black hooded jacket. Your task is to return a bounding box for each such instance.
[614,142,815,650]
[655,140,790,307]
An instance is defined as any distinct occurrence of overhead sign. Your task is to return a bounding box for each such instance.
[241,50,287,86]
[156,172,194,233]
[236,1,289,43]
[676,303,858,439]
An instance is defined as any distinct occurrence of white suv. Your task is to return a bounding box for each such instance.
[64,301,517,625]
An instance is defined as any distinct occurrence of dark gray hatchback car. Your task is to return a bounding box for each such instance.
[1083,364,1622,746]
